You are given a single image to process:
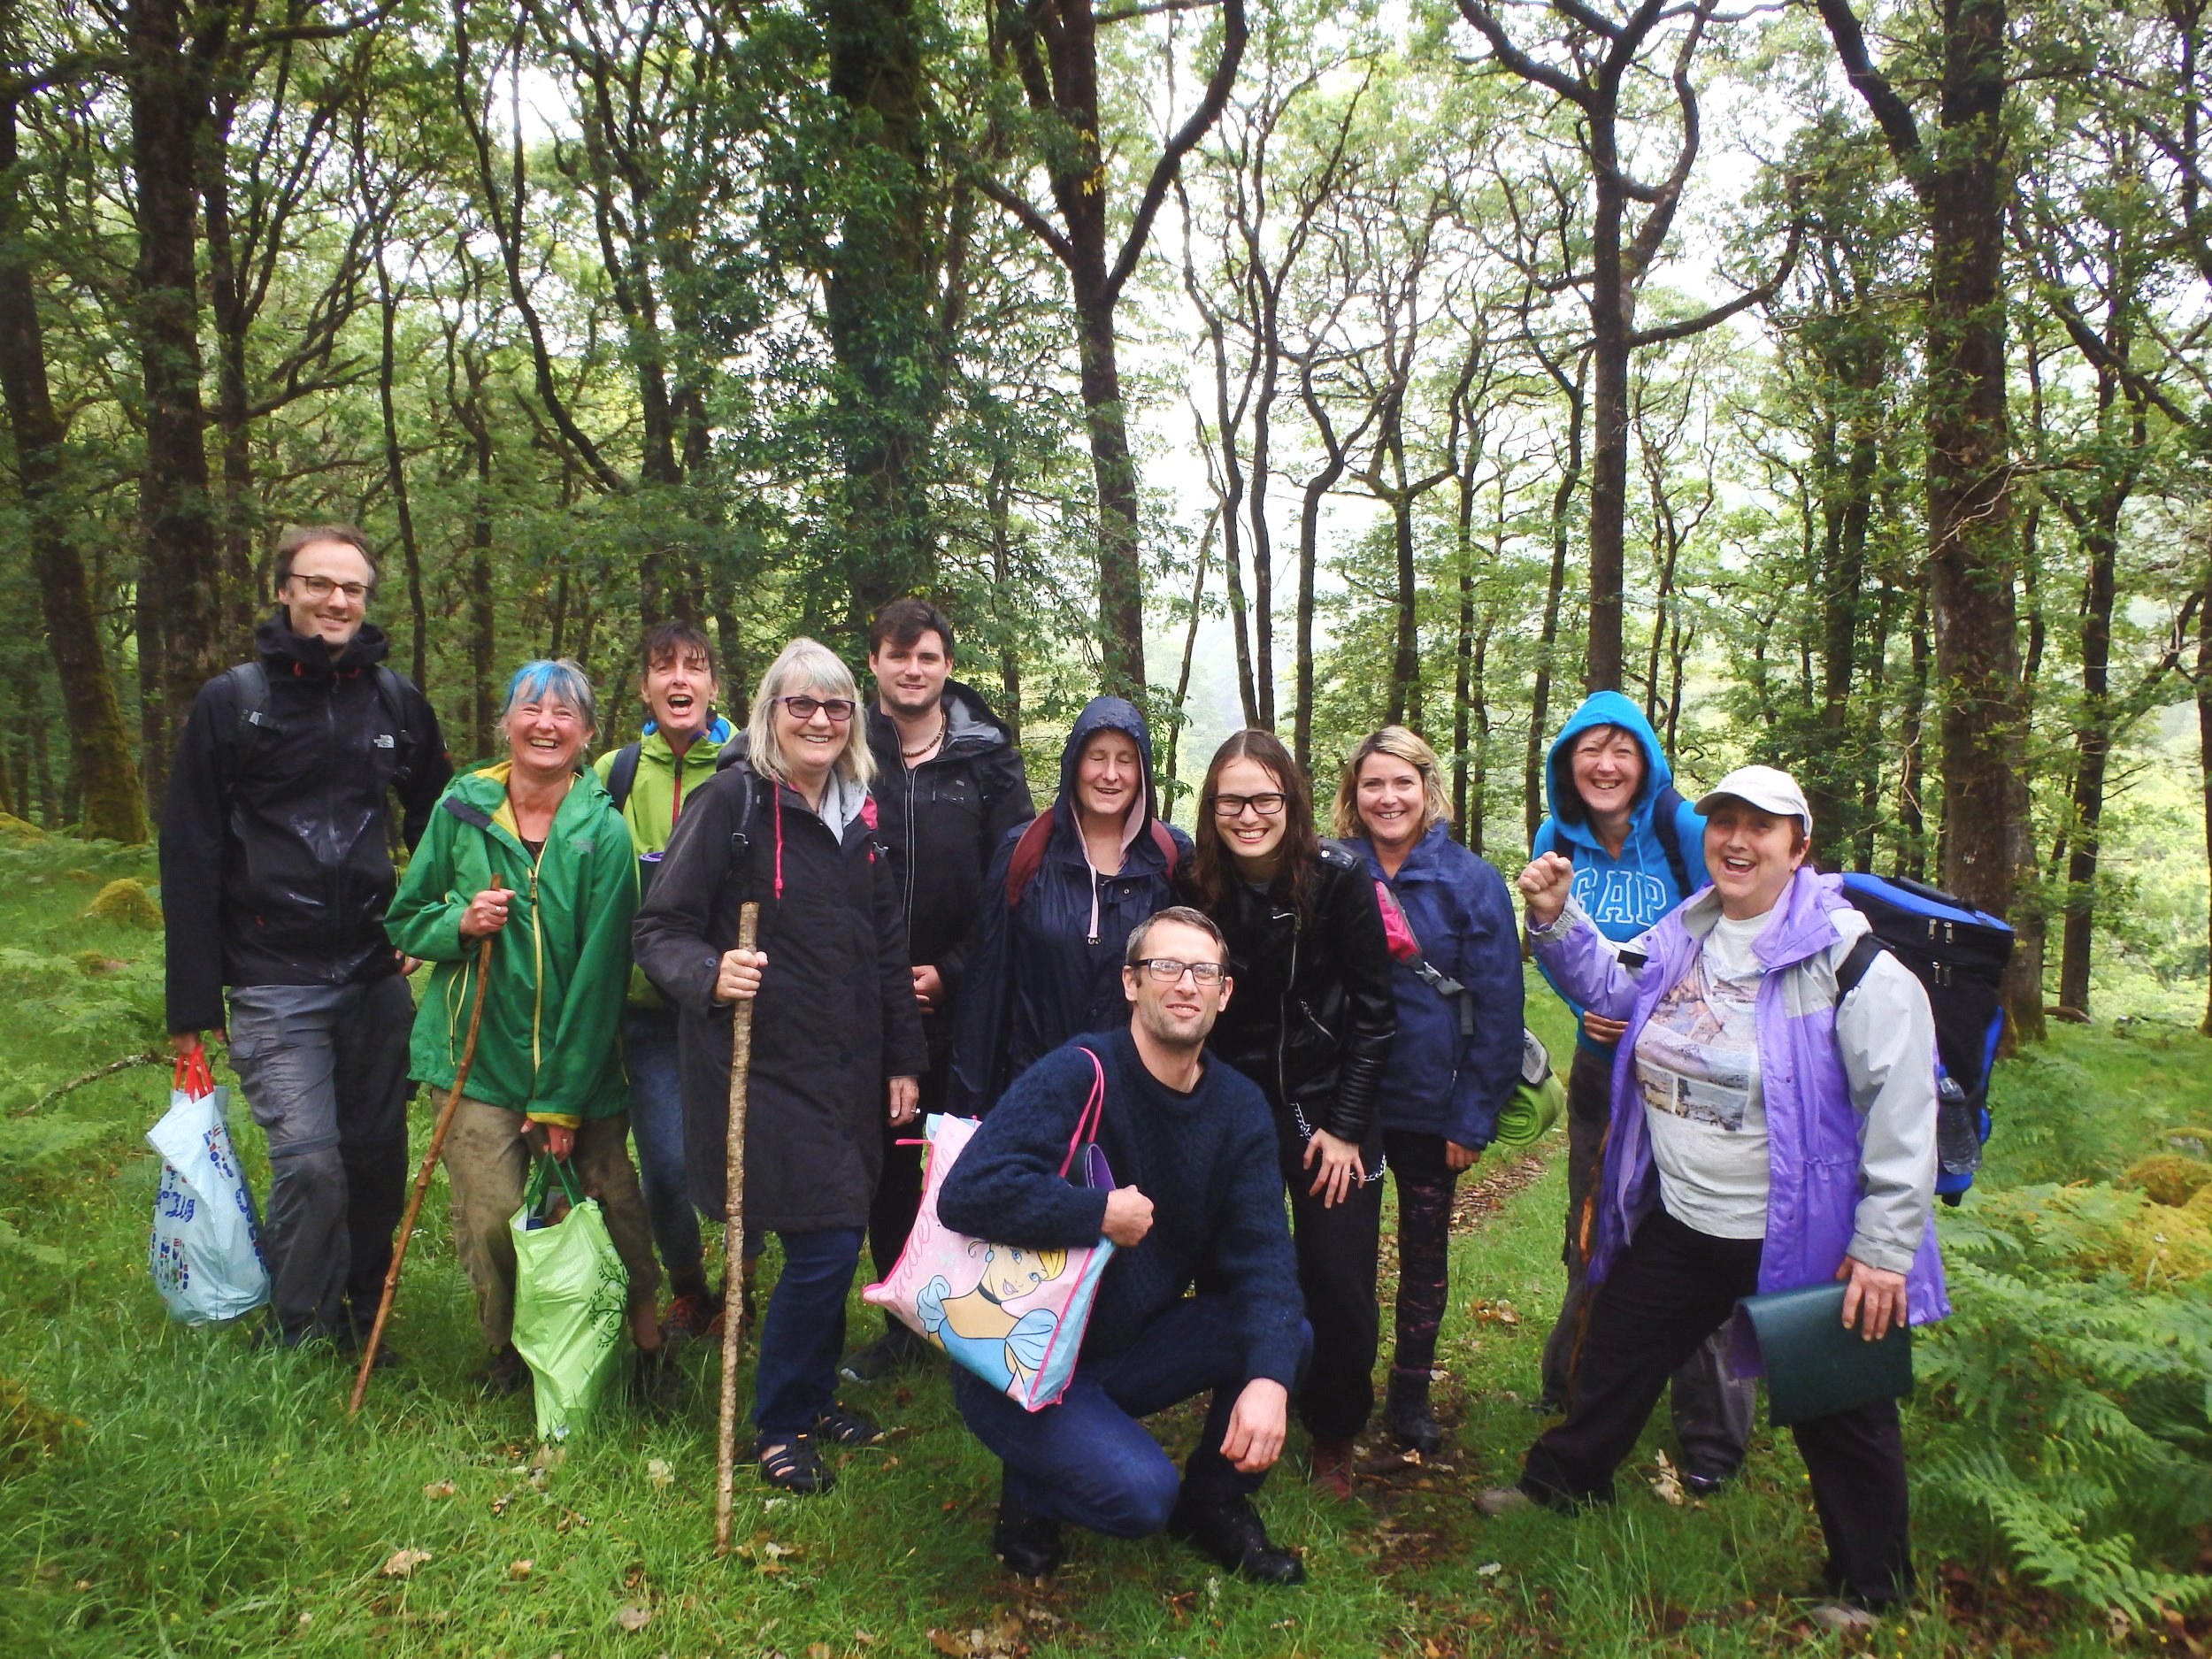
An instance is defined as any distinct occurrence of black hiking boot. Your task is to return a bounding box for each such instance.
[1166,1491,1305,1585]
[1385,1366,1443,1456]
[992,1474,1064,1579]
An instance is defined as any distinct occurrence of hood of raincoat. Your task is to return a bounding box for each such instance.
[1540,690,1677,854]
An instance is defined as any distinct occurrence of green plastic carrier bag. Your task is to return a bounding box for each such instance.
[511,1156,629,1441]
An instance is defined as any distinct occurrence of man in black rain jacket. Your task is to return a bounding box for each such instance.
[846,598,1033,1381]
[160,525,449,1351]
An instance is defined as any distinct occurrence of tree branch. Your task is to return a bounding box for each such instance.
[971,166,1076,266]
[1454,0,1591,107]
[1105,0,1248,300]
[1813,0,1925,196]
[1627,206,1804,347]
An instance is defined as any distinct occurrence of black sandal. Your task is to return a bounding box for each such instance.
[756,1432,833,1494]
[814,1402,884,1448]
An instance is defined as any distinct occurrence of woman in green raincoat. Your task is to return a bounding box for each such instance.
[388,658,667,1400]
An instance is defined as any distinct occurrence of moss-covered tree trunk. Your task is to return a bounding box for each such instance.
[0,30,148,842]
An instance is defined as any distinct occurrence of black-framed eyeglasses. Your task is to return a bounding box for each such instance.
[288,573,372,603]
[1212,792,1286,818]
[1131,957,1227,987]
[776,695,856,722]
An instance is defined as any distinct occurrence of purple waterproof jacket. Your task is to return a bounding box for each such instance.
[1532,866,1949,1338]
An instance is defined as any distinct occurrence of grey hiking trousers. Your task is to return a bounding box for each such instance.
[1540,1045,1755,1481]
[225,977,413,1344]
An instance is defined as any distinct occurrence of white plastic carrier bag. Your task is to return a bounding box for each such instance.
[146,1046,270,1324]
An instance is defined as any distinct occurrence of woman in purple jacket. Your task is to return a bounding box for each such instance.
[1479,766,1944,1633]
[1331,727,1521,1456]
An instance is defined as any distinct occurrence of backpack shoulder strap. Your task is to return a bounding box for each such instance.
[1004,812,1056,907]
[221,662,271,786]
[606,741,643,813]
[1148,818,1179,879]
[370,664,409,732]
[370,665,417,785]
[1649,783,1692,896]
[1834,933,1886,1002]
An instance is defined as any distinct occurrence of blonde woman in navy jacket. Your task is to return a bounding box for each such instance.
[1332,727,1520,1457]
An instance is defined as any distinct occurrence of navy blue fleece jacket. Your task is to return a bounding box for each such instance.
[936,1026,1303,1387]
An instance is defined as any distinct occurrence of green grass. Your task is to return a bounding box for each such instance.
[0,832,2201,1655]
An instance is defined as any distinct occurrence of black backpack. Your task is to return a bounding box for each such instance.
[220,660,415,789]
[1833,872,2016,1206]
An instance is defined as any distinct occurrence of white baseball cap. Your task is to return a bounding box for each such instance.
[1694,764,1812,838]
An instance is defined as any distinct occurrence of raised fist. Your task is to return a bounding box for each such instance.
[1516,851,1576,928]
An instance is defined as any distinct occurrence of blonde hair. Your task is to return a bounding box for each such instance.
[746,637,874,790]
[1330,726,1450,839]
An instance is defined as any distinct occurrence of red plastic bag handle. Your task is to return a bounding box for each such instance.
[173,1041,216,1100]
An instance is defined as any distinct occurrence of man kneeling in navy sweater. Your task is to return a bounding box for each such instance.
[938,905,1310,1584]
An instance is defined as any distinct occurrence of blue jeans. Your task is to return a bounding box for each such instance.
[952,1297,1313,1538]
[625,1009,705,1289]
[752,1226,865,1436]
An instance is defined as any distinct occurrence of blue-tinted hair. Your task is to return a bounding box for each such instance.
[502,658,598,745]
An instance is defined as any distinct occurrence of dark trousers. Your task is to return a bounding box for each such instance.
[1275,1114,1383,1441]
[751,1225,865,1436]
[1521,1208,1914,1608]
[1384,1130,1463,1375]
[953,1296,1313,1537]
[865,1061,942,1331]
[225,976,413,1343]
[1540,1046,1754,1477]
[625,1008,706,1293]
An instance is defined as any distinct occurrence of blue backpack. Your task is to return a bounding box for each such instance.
[1833,872,2016,1206]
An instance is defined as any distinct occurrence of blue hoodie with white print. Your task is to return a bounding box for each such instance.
[1528,690,1709,1056]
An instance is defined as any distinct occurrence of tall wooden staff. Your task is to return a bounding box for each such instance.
[349,935,494,1416]
[713,901,762,1556]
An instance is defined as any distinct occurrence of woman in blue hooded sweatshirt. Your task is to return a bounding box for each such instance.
[1528,691,1754,1492]
[948,697,1194,1115]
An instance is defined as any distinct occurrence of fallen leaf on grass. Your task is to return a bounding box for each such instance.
[1475,1562,1502,1577]
[854,1632,876,1647]
[926,1630,972,1656]
[646,1458,673,1488]
[378,1549,432,1578]
[1647,1450,1686,1507]
[807,1645,833,1659]
[421,1479,456,1499]
[1464,1298,1520,1325]
[506,1560,533,1580]
[612,1601,651,1632]
[761,1540,800,1561]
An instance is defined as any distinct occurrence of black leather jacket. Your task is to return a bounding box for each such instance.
[1200,844,1397,1144]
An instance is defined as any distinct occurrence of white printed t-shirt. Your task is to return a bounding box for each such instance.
[1632,909,1773,1238]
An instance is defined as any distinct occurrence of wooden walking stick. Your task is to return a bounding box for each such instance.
[714,901,763,1557]
[349,935,495,1417]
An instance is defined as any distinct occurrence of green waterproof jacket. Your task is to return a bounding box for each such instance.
[387,761,638,1126]
[594,718,730,1006]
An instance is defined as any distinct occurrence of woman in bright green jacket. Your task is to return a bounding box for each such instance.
[388,658,667,1401]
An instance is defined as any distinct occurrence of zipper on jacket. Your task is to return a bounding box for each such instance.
[902,762,918,941]
[527,852,544,1078]
[1277,919,1298,1103]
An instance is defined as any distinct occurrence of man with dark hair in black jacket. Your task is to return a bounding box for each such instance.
[159,525,449,1353]
[937,906,1308,1585]
[843,597,1033,1382]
